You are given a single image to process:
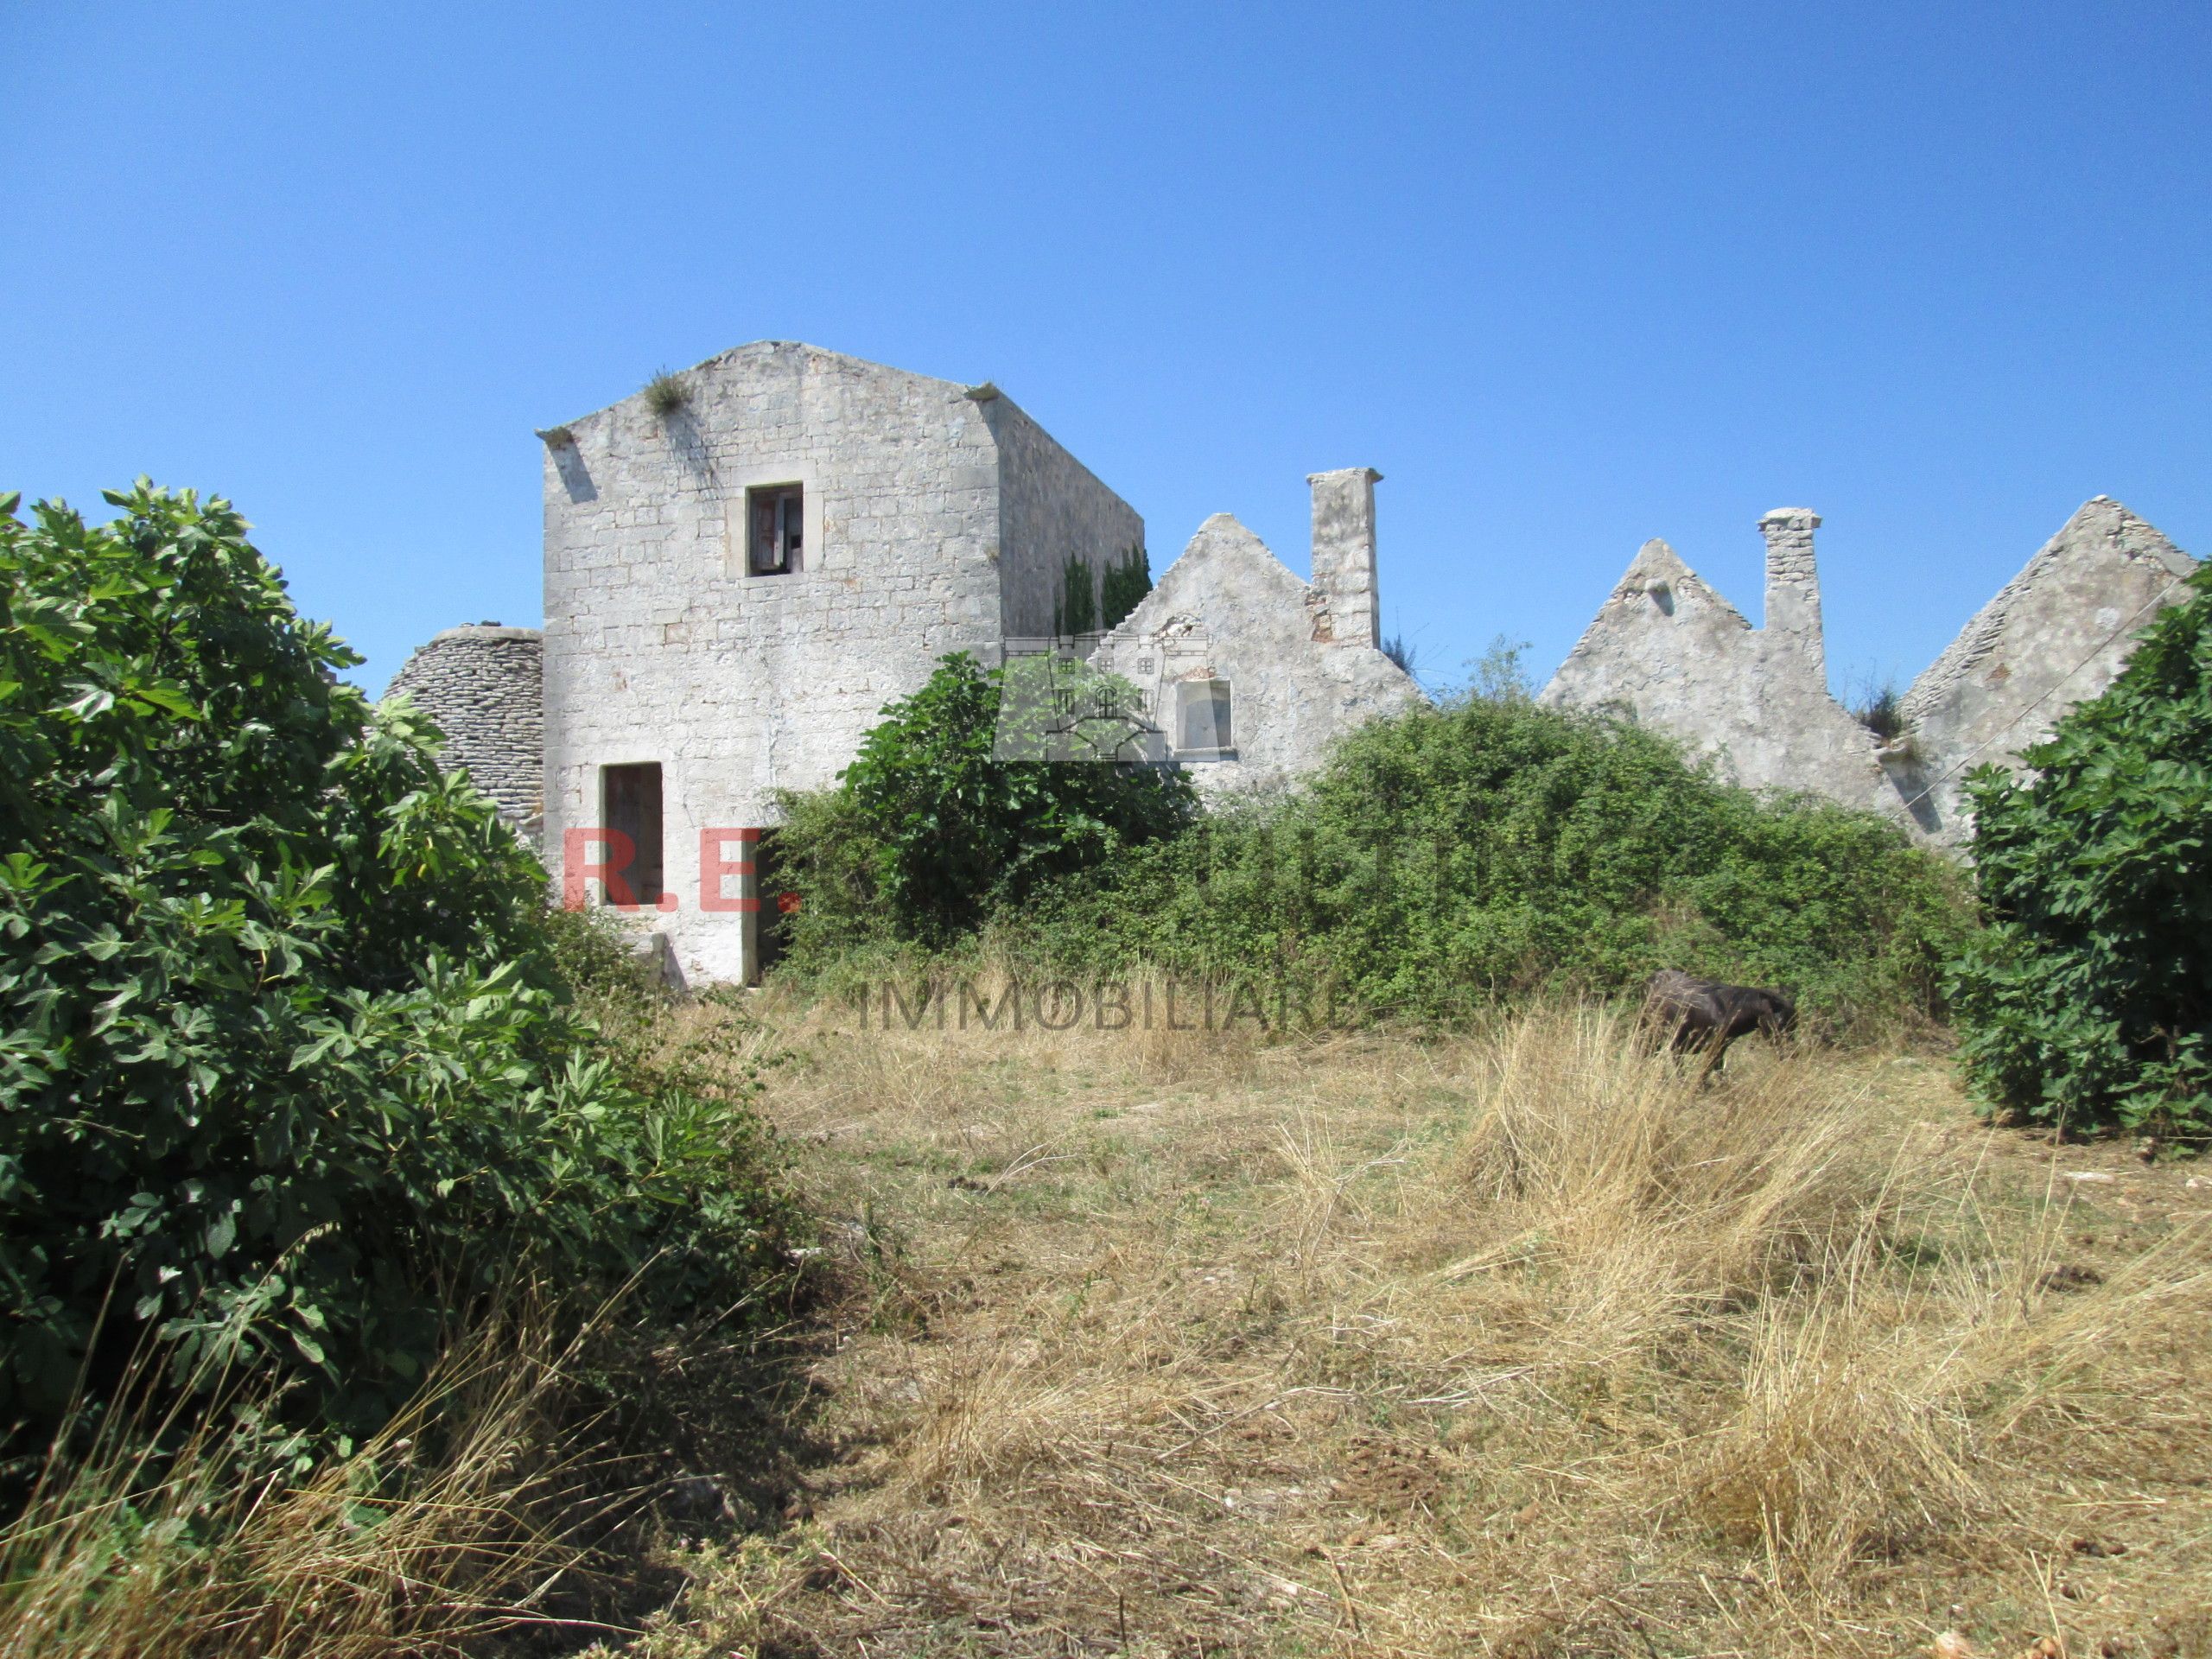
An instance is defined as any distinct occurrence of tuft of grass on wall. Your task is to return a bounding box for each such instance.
[644,369,690,416]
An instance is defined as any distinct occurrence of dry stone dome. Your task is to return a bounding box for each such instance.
[382,624,544,830]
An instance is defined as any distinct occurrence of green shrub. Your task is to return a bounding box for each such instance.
[1099,543,1151,632]
[1947,566,2212,1136]
[774,652,1196,952]
[643,368,689,416]
[1009,690,1970,1034]
[1053,555,1098,638]
[0,484,793,1461]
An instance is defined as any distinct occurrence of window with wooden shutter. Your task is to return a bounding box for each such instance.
[747,484,804,575]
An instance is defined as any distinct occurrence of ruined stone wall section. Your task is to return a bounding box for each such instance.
[1546,499,2196,846]
[541,341,1007,984]
[986,396,1146,639]
[1307,467,1383,647]
[1541,530,1890,813]
[1900,497,2196,840]
[1091,510,1422,798]
[1758,507,1826,674]
[383,625,543,829]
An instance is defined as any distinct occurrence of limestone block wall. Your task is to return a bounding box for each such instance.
[382,625,543,829]
[542,342,1008,983]
[1091,495,1422,798]
[1541,518,1891,816]
[1902,497,2196,840]
[540,341,1147,985]
[985,395,1146,639]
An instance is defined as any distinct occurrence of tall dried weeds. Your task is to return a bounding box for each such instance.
[645,995,2212,1658]
[0,1300,621,1659]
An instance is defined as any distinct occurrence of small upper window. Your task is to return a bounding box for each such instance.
[747,485,804,575]
[1176,678,1234,758]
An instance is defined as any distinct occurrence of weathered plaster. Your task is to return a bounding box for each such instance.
[539,341,1141,983]
[1541,515,1889,815]
[1544,499,2198,845]
[1091,471,1422,797]
[984,394,1145,639]
[1307,467,1384,647]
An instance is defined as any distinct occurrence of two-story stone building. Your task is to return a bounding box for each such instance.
[388,340,1420,986]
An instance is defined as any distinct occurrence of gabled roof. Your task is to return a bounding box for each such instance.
[1551,537,1751,677]
[1902,497,2196,724]
[1613,537,1751,626]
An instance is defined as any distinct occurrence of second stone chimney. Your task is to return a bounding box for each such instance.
[1758,506,1825,675]
[1308,467,1383,648]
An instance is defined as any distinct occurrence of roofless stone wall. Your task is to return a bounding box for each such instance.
[383,625,544,830]
[1542,499,2198,845]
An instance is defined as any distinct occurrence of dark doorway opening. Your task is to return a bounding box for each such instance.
[601,763,664,907]
[754,828,789,980]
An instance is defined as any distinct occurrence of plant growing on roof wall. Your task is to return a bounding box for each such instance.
[644,369,690,416]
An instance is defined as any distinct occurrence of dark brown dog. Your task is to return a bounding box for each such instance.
[1641,969,1796,1077]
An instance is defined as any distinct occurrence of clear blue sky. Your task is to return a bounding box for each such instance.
[5,2,2206,701]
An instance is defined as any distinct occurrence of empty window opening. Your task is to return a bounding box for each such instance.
[601,762,664,906]
[1176,678,1234,757]
[747,485,804,575]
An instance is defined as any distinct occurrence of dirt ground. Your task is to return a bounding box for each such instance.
[609,995,2212,1659]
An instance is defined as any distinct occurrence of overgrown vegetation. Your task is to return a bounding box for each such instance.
[775,652,1195,951]
[1098,543,1150,632]
[0,485,795,1471]
[1380,629,1418,678]
[1948,564,2212,1138]
[1051,553,1096,637]
[1033,695,1967,1032]
[630,997,2212,1659]
[1049,545,1151,639]
[643,368,689,416]
[780,652,1970,1035]
[1845,671,1906,741]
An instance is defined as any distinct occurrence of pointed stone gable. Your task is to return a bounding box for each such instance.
[1542,516,1885,812]
[1545,499,2197,845]
[1900,497,2197,840]
[1090,504,1421,798]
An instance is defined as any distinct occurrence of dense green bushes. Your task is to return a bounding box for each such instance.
[775,652,1196,951]
[1948,567,2212,1136]
[0,485,793,1462]
[778,655,1970,1035]
[1006,692,1969,1033]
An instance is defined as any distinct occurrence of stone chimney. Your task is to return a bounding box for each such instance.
[1758,507,1825,675]
[1308,467,1383,648]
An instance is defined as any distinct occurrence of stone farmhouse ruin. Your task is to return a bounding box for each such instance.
[387,341,1417,986]
[1541,497,2196,841]
[387,339,2195,985]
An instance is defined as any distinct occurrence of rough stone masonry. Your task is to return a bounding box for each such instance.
[1541,496,2197,841]
[387,340,2197,986]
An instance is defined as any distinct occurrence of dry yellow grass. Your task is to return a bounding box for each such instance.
[0,1300,620,1659]
[619,988,2212,1659]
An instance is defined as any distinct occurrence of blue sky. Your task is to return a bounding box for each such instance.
[4,2,2206,701]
